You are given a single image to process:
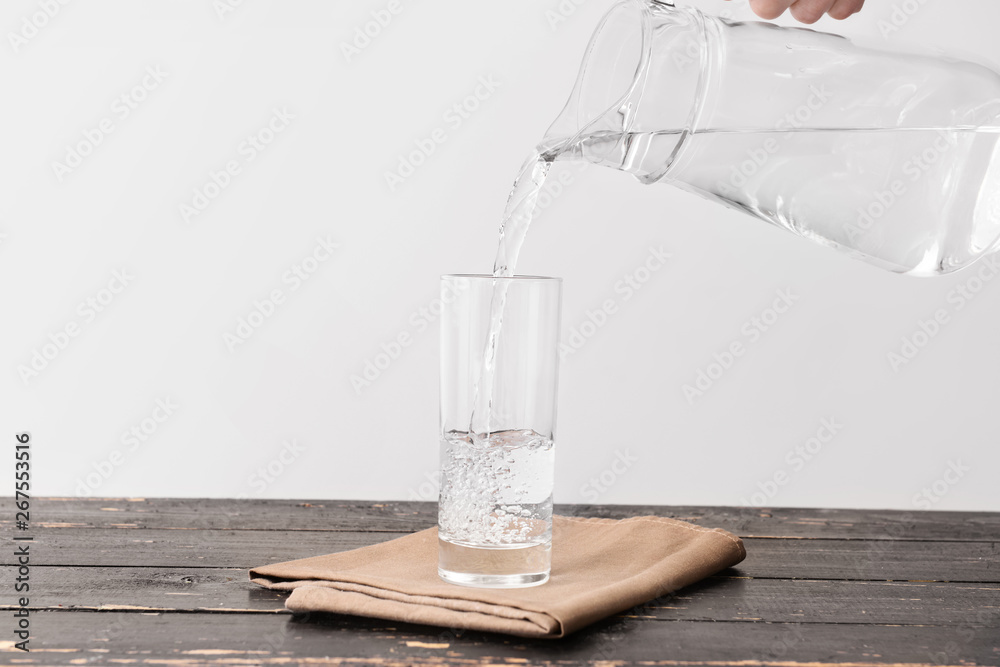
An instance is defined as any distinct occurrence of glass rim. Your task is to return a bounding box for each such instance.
[441,274,562,282]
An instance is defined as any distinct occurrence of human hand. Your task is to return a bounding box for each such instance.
[726,0,865,24]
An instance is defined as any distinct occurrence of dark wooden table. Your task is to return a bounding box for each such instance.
[2,499,998,665]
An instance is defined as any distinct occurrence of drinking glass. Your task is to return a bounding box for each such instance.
[438,274,562,588]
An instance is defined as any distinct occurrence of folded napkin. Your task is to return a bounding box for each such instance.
[250,515,745,638]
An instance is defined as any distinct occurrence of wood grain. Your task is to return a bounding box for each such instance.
[1,498,996,666]
[7,611,998,665]
[3,527,995,582]
[13,497,1000,540]
[5,566,999,627]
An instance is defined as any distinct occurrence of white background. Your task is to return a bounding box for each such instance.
[2,0,997,511]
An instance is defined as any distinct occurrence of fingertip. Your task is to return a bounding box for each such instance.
[754,7,787,19]
[749,0,790,20]
[789,8,822,23]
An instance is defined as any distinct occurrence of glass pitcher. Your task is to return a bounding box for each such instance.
[541,0,1000,275]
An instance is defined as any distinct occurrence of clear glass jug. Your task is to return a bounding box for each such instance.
[541,0,1000,275]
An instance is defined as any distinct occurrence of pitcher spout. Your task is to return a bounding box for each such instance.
[541,0,709,182]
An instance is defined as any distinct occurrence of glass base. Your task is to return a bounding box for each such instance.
[438,568,549,588]
[438,538,550,588]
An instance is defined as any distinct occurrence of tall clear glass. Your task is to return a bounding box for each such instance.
[438,275,562,588]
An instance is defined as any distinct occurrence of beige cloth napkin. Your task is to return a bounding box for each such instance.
[250,515,745,638]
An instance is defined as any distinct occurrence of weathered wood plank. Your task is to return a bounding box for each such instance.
[7,611,998,665]
[10,498,1000,541]
[3,527,996,582]
[6,565,999,627]
[743,535,999,582]
[6,498,430,533]
[2,500,997,665]
[0,527,396,568]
